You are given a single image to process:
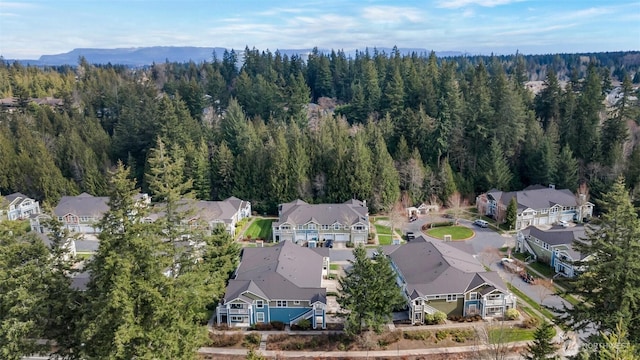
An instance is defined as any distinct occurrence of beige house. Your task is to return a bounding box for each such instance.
[272,199,369,245]
[476,185,593,230]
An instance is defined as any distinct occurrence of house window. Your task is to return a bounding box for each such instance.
[308,224,316,230]
[447,294,457,302]
[321,225,329,230]
[468,304,477,314]
[293,300,301,305]
[487,294,502,300]
[541,208,548,214]
[281,225,290,230]
[550,207,558,214]
[334,224,341,230]
[275,300,287,307]
[256,312,265,323]
[256,300,263,308]
[469,292,477,300]
[230,303,243,309]
[354,225,364,231]
[344,225,349,230]
[230,316,244,322]
[297,225,304,230]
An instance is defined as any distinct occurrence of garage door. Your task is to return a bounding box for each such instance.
[322,234,334,241]
[538,217,548,225]
[335,234,348,242]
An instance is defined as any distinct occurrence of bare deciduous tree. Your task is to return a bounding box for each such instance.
[533,278,556,306]
[447,191,468,223]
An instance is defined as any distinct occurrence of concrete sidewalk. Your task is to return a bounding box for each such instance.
[199,340,532,359]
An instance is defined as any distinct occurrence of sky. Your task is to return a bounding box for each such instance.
[1,0,639,59]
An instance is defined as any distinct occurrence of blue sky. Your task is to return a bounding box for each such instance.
[1,0,639,59]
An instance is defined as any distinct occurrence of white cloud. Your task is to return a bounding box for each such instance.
[0,2,36,9]
[361,6,423,23]
[437,0,523,9]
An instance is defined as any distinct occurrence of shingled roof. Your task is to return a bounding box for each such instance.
[275,199,368,227]
[487,186,579,214]
[223,241,326,303]
[54,193,110,218]
[521,225,589,260]
[387,236,508,299]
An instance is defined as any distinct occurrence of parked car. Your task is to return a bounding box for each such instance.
[406,232,415,241]
[473,219,489,228]
[409,216,418,222]
[521,272,535,283]
[559,220,569,227]
[324,239,333,248]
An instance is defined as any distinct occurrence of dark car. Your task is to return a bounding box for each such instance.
[406,232,415,241]
[324,239,333,248]
[521,272,534,283]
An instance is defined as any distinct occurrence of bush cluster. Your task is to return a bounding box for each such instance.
[242,332,262,348]
[422,221,455,230]
[403,330,431,341]
[505,308,520,320]
[209,333,243,347]
[377,330,402,347]
[447,314,482,322]
[522,316,541,329]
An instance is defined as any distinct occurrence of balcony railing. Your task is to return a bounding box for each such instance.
[482,299,506,306]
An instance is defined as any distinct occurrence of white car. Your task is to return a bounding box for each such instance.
[473,219,489,228]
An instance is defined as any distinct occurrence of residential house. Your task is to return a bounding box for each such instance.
[216,241,329,329]
[476,185,593,230]
[1,192,41,220]
[53,193,110,234]
[406,203,440,217]
[148,197,251,237]
[31,192,154,234]
[191,197,251,236]
[272,199,369,245]
[387,236,517,323]
[516,225,591,278]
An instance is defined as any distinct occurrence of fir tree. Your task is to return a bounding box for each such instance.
[522,322,558,360]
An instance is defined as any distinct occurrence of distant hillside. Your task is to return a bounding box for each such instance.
[6,46,466,66]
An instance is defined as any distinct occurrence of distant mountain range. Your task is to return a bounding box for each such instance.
[4,46,466,67]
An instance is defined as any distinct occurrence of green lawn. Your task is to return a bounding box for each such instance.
[374,223,392,235]
[426,226,474,240]
[330,263,340,271]
[378,234,393,245]
[528,261,555,278]
[244,218,274,240]
[489,327,536,342]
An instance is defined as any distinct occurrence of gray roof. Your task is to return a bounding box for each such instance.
[54,193,109,218]
[75,239,100,253]
[488,186,581,213]
[223,241,327,303]
[275,199,368,227]
[521,225,589,260]
[4,192,32,205]
[388,236,509,297]
[152,198,243,224]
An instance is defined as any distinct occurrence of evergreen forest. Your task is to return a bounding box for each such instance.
[1,48,640,214]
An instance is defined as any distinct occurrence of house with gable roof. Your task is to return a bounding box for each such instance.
[387,236,516,323]
[476,185,593,230]
[272,199,369,245]
[1,192,41,220]
[216,240,329,329]
[516,224,591,278]
[48,193,110,234]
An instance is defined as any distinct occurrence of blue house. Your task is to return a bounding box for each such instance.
[216,241,329,329]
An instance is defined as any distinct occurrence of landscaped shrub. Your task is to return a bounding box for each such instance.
[377,330,402,347]
[294,318,311,330]
[403,330,431,341]
[433,311,447,324]
[447,314,463,322]
[422,221,455,230]
[270,321,285,330]
[450,329,475,343]
[242,332,262,348]
[251,322,273,331]
[346,241,354,248]
[435,329,449,342]
[522,316,540,329]
[209,333,243,347]
[505,308,520,320]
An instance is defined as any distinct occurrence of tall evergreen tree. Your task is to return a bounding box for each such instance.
[369,127,400,212]
[522,322,558,360]
[338,246,404,335]
[479,139,513,191]
[559,177,640,344]
[554,145,579,191]
[211,141,235,200]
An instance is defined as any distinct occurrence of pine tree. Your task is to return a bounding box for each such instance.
[211,141,235,200]
[559,177,640,344]
[479,139,513,191]
[522,322,558,360]
[338,246,404,335]
[554,145,579,191]
[506,197,518,229]
[345,131,373,201]
[370,128,400,212]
